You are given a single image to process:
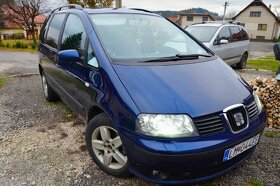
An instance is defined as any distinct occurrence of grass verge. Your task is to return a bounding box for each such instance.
[247,56,279,73]
[0,39,37,52]
[247,177,264,186]
[0,77,8,88]
[264,131,280,138]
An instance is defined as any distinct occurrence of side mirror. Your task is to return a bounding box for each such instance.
[58,49,80,63]
[219,39,229,44]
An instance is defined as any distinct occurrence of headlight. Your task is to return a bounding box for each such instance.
[253,91,263,113]
[136,114,199,138]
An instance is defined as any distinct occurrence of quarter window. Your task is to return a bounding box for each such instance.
[250,11,261,17]
[61,14,87,57]
[240,28,249,40]
[45,14,66,49]
[87,44,98,68]
[258,24,267,31]
[230,26,242,42]
[187,16,193,21]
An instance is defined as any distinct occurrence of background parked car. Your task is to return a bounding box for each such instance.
[186,22,250,69]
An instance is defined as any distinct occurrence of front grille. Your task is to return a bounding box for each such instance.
[246,101,259,121]
[193,114,224,136]
[226,106,248,132]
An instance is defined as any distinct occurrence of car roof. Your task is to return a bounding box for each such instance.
[189,23,241,28]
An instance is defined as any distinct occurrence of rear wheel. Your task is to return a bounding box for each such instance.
[86,114,130,177]
[236,53,248,69]
[41,73,59,102]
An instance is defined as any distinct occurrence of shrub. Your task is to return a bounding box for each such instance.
[31,43,37,49]
[0,40,4,47]
[15,41,22,48]
[23,44,28,49]
[5,43,10,48]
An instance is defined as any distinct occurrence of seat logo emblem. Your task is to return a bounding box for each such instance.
[233,113,244,126]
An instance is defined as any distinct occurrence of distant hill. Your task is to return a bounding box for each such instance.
[154,7,219,17]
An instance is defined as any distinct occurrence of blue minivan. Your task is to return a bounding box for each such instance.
[39,5,267,184]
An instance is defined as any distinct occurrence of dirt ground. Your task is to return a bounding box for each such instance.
[0,74,279,186]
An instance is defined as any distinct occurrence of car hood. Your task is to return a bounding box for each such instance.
[113,58,252,118]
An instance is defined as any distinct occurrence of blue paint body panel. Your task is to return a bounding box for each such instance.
[38,7,267,184]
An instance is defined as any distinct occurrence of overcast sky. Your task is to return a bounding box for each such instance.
[122,0,280,15]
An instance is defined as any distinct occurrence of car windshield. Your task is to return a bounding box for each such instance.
[186,26,218,42]
[90,14,210,62]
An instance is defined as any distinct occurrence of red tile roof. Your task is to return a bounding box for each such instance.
[166,16,179,23]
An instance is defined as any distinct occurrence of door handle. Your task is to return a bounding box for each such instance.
[56,63,61,68]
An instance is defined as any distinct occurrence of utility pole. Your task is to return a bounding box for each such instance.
[223,1,229,22]
[115,0,122,8]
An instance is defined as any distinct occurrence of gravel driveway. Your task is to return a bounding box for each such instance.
[0,51,279,185]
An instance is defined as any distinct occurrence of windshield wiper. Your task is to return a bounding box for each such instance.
[141,54,212,63]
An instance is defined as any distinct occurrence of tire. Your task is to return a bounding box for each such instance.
[236,53,248,69]
[86,113,130,177]
[41,73,59,102]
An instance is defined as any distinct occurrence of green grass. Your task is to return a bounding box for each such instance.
[0,39,37,52]
[264,131,280,138]
[0,77,8,88]
[247,56,279,72]
[2,39,33,45]
[247,177,264,186]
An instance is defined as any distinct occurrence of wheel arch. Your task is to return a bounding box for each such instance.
[87,105,106,124]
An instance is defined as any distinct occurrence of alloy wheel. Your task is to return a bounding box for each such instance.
[42,75,48,97]
[91,126,128,169]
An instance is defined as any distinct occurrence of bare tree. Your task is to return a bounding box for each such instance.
[1,0,49,44]
[225,10,237,20]
[274,5,280,17]
[67,0,113,8]
[0,8,5,29]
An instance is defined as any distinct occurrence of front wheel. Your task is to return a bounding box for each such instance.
[236,53,248,69]
[86,114,130,177]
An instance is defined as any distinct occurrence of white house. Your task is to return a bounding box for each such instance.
[177,13,215,28]
[233,0,280,41]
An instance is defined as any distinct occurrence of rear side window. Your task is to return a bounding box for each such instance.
[240,28,249,40]
[61,14,86,57]
[230,26,242,42]
[46,14,66,49]
[218,27,231,41]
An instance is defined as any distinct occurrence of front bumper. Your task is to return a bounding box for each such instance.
[119,110,266,184]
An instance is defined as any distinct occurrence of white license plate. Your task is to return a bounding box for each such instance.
[223,134,260,162]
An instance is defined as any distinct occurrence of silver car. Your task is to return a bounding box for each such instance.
[186,23,250,69]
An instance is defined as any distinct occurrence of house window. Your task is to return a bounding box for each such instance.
[202,16,208,22]
[250,11,261,17]
[187,16,193,21]
[258,24,267,30]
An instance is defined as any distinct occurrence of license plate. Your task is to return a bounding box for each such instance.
[223,134,260,162]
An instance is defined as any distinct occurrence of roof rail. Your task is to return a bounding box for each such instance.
[51,4,83,13]
[202,20,241,25]
[130,8,153,14]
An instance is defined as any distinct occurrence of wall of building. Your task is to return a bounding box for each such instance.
[180,15,213,28]
[0,29,25,39]
[234,6,280,40]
